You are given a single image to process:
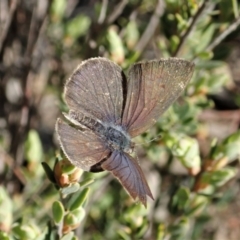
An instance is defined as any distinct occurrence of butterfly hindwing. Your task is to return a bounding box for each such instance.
[101,150,153,207]
[56,119,110,171]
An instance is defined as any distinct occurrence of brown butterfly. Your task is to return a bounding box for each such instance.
[56,57,194,207]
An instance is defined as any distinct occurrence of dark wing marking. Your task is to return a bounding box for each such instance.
[64,57,125,123]
[122,58,194,137]
[101,150,153,207]
[56,119,110,171]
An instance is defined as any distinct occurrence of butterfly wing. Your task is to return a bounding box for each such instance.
[64,57,125,123]
[56,119,110,171]
[122,58,194,137]
[101,150,153,207]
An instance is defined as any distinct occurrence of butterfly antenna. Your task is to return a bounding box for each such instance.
[135,133,162,146]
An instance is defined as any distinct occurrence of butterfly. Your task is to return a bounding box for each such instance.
[56,57,194,207]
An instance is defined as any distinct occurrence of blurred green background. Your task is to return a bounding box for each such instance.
[1,0,240,239]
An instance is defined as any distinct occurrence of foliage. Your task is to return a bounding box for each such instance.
[0,0,240,239]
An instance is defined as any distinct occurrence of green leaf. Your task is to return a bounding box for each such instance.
[125,20,139,50]
[52,201,65,224]
[24,130,43,163]
[71,208,86,223]
[0,187,13,232]
[197,51,213,60]
[201,167,237,187]
[0,231,10,240]
[65,15,91,39]
[107,26,125,63]
[79,178,94,188]
[60,160,76,174]
[63,208,85,226]
[157,224,166,240]
[187,195,209,216]
[68,188,90,211]
[117,227,132,240]
[170,134,201,171]
[12,223,37,239]
[61,183,80,196]
[51,0,66,21]
[195,24,216,54]
[42,162,56,184]
[60,231,74,240]
[168,217,189,240]
[211,130,240,162]
[172,187,190,211]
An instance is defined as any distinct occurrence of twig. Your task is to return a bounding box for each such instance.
[207,16,240,51]
[134,0,164,53]
[11,1,50,165]
[0,148,27,185]
[107,0,129,24]
[173,0,213,57]
[76,175,113,237]
[98,0,108,24]
[0,0,18,53]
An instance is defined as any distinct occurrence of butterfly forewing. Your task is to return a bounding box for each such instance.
[64,58,125,123]
[122,58,194,137]
[56,119,110,171]
[101,150,153,207]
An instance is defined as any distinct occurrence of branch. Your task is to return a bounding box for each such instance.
[107,0,129,24]
[134,0,164,53]
[0,0,18,53]
[207,16,240,51]
[0,148,27,185]
[98,0,108,24]
[173,0,214,57]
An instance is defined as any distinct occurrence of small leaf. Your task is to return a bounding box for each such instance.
[61,183,80,196]
[79,178,94,188]
[187,195,209,216]
[125,21,139,49]
[0,231,10,240]
[172,187,190,211]
[71,208,86,223]
[0,187,13,232]
[68,188,90,211]
[56,159,76,175]
[117,227,132,240]
[107,26,125,64]
[52,201,65,224]
[201,167,237,187]
[63,209,86,228]
[169,134,201,174]
[25,130,43,163]
[42,162,56,184]
[64,213,76,226]
[60,231,74,240]
[212,130,240,162]
[168,217,189,240]
[157,224,166,240]
[51,0,66,21]
[61,164,76,175]
[65,15,91,39]
[12,223,37,239]
[197,51,213,60]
